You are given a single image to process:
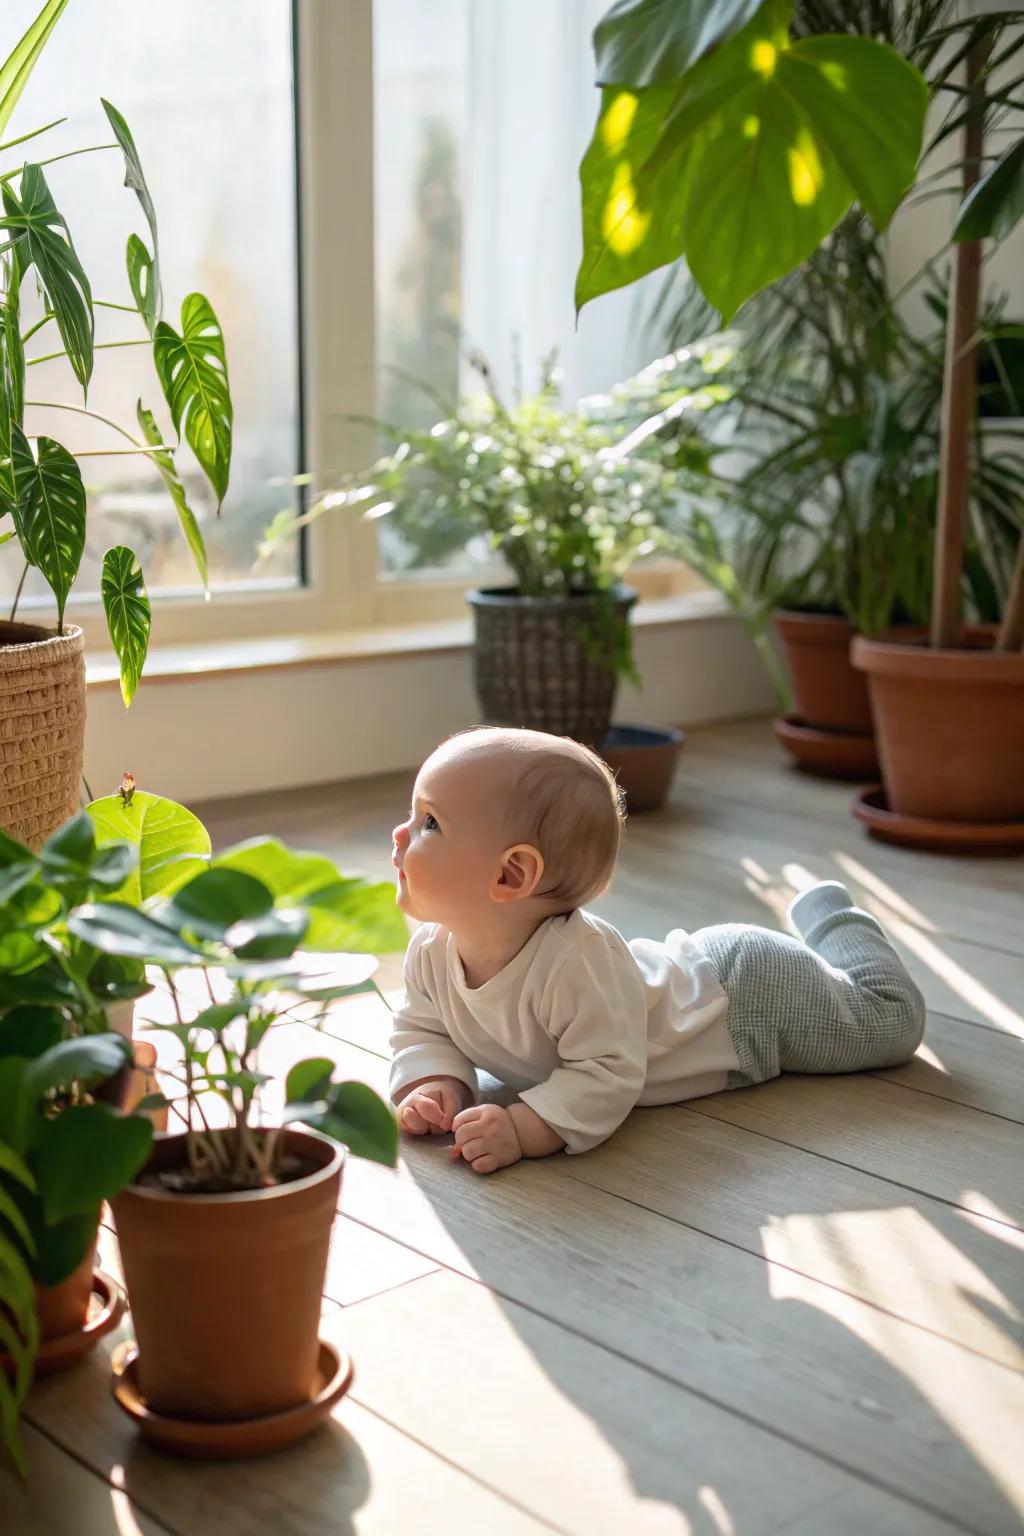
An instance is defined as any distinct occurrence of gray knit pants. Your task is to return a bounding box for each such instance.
[690,882,926,1088]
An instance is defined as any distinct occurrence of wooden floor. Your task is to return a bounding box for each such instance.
[6,718,1023,1535]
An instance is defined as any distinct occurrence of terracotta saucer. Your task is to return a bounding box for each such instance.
[1,1272,125,1380]
[110,1339,353,1459]
[773,715,879,781]
[852,787,1024,854]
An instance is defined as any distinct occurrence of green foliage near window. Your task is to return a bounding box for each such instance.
[0,1,233,705]
[576,0,929,321]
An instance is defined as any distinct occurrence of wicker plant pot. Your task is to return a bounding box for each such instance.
[467,585,637,745]
[0,621,86,849]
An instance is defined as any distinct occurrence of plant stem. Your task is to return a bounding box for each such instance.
[20,313,54,345]
[996,536,1024,651]
[931,37,990,650]
[26,399,139,445]
[0,142,120,184]
[26,339,150,367]
[0,117,67,155]
[8,563,27,622]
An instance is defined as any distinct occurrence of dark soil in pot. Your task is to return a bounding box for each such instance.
[112,1127,344,1420]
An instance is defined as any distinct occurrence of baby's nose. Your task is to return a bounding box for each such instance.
[392,821,410,850]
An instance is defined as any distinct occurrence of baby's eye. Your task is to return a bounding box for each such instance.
[423,812,439,832]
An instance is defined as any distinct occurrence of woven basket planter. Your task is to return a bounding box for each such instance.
[0,621,86,850]
[467,585,636,745]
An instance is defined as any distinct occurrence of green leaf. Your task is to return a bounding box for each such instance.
[32,1208,98,1286]
[9,424,84,628]
[163,867,274,940]
[67,902,205,967]
[25,1032,130,1098]
[0,247,25,434]
[137,400,207,590]
[154,293,232,509]
[101,99,161,322]
[954,135,1024,244]
[36,1102,152,1222]
[0,1140,34,1191]
[304,879,408,954]
[126,233,157,337]
[594,0,764,86]
[576,5,928,320]
[0,1005,63,1060]
[86,789,211,905]
[0,1184,32,1253]
[225,906,308,962]
[0,967,79,1011]
[0,0,70,142]
[315,1081,398,1167]
[40,808,94,869]
[212,838,342,903]
[100,545,151,708]
[1,163,93,391]
[285,1057,334,1105]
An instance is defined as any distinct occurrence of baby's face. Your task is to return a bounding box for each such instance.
[391,745,512,927]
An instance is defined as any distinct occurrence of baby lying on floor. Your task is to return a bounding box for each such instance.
[388,727,925,1174]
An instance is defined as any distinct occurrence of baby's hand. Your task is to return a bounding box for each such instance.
[450,1104,522,1175]
[398,1079,466,1136]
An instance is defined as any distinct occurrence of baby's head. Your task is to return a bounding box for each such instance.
[392,727,625,931]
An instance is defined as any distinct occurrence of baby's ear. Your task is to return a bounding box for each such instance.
[492,843,544,903]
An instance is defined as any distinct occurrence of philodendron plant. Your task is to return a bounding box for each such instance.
[0,0,233,705]
[72,803,406,1192]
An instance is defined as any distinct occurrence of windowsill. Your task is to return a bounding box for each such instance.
[85,589,732,689]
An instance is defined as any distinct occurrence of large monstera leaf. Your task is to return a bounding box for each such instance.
[100,545,151,708]
[154,294,232,511]
[577,0,928,321]
[10,423,85,629]
[0,163,93,392]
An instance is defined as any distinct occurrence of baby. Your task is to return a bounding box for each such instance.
[388,727,925,1174]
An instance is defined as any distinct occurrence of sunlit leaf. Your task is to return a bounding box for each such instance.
[9,423,84,627]
[0,163,92,391]
[87,790,211,905]
[101,98,161,321]
[67,902,205,967]
[101,545,150,708]
[594,0,764,86]
[0,0,70,142]
[154,293,232,509]
[137,399,207,590]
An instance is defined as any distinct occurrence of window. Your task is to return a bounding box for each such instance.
[1,0,301,617]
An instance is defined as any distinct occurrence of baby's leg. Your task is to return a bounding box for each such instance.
[690,881,926,1087]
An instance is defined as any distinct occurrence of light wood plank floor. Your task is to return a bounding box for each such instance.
[5,718,1022,1535]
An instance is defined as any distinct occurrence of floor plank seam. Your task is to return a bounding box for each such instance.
[681,1102,1024,1236]
[558,1169,1024,1378]
[926,1010,1024,1042]
[18,1417,181,1536]
[336,1216,986,1536]
[326,1258,442,1311]
[867,1070,1024,1126]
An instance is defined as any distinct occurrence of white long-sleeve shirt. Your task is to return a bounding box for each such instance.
[388,909,739,1154]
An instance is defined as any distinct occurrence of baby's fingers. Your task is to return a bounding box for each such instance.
[400,1102,430,1135]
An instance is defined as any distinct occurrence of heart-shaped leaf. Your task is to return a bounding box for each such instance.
[126,232,157,337]
[212,838,342,903]
[101,99,161,322]
[0,0,70,142]
[285,1057,334,1105]
[87,790,211,905]
[154,293,232,510]
[225,906,309,961]
[10,423,84,628]
[100,544,150,708]
[137,400,207,590]
[25,1032,130,1098]
[1,163,93,391]
[36,1102,152,1222]
[594,0,764,87]
[67,902,205,967]
[577,1,928,320]
[316,1080,398,1167]
[163,867,275,939]
[304,878,408,954]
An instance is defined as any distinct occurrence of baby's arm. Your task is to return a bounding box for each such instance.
[390,929,477,1133]
[450,1099,565,1174]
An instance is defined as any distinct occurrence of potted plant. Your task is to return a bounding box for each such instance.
[0,1,232,848]
[574,2,1023,833]
[0,810,160,1470]
[67,830,406,1456]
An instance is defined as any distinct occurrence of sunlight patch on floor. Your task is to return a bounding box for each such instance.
[958,1195,1024,1251]
[832,853,939,931]
[882,915,1024,1038]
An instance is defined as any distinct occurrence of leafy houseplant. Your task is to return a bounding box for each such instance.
[577,0,1024,837]
[0,0,233,849]
[268,352,682,746]
[66,826,405,1435]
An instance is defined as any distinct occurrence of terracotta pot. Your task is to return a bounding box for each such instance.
[35,1237,98,1342]
[0,620,86,849]
[851,626,1024,822]
[599,725,684,811]
[112,1128,343,1420]
[774,610,872,734]
[467,585,636,746]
